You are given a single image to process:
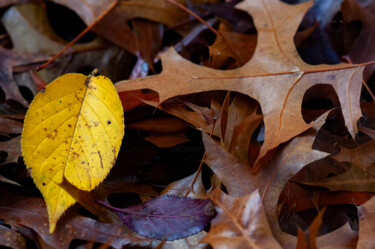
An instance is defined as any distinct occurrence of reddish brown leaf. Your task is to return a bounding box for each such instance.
[99,195,215,240]
[0,136,21,165]
[0,225,26,249]
[132,18,163,72]
[0,117,23,135]
[0,47,49,106]
[127,115,192,148]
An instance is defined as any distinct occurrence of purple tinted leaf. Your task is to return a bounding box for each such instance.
[99,195,215,240]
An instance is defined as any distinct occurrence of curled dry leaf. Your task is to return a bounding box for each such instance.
[116,0,365,172]
[202,188,282,249]
[21,73,124,232]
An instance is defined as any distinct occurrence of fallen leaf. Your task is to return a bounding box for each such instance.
[99,195,215,240]
[0,47,49,106]
[21,73,124,232]
[0,192,152,249]
[116,0,365,172]
[0,136,21,165]
[296,208,325,249]
[1,4,106,56]
[208,31,257,68]
[0,225,26,249]
[302,164,375,192]
[127,115,192,148]
[341,0,375,79]
[333,140,375,169]
[132,18,164,71]
[58,177,158,225]
[202,131,255,197]
[203,113,330,247]
[202,188,282,249]
[357,195,375,249]
[161,170,207,199]
[0,117,23,134]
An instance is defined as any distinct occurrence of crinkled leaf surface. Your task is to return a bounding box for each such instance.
[21,73,124,232]
[202,188,282,249]
[116,0,365,172]
[100,195,215,240]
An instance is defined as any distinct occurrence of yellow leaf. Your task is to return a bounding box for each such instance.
[21,73,124,232]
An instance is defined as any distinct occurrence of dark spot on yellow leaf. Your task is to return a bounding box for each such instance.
[68,124,72,128]
[42,182,46,186]
[98,151,103,169]
[94,122,99,127]
[107,120,111,125]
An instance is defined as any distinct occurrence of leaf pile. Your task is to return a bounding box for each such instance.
[1,0,375,248]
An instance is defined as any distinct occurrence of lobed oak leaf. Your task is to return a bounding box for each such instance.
[116,0,366,172]
[21,73,124,232]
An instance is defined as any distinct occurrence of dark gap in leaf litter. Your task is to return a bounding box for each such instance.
[45,2,96,43]
[301,84,339,123]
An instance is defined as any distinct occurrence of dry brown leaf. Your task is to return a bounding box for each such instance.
[357,196,375,249]
[0,225,26,249]
[333,140,375,169]
[302,164,375,192]
[203,113,330,247]
[0,117,23,134]
[342,0,375,79]
[161,170,207,199]
[132,18,164,71]
[0,47,49,106]
[208,31,257,68]
[202,188,282,249]
[116,0,365,172]
[202,131,255,197]
[316,223,357,249]
[127,115,192,147]
[0,136,21,165]
[0,192,153,249]
[296,208,325,249]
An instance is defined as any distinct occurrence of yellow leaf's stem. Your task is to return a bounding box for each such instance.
[36,1,118,72]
